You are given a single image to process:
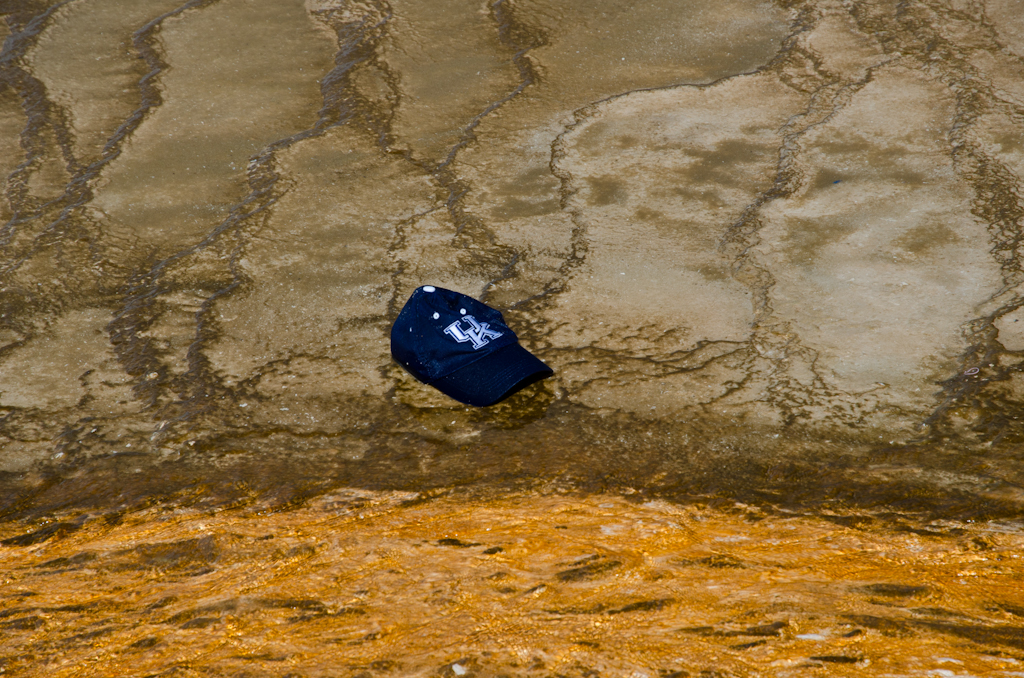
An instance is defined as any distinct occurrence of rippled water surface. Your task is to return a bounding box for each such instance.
[2,0,1024,674]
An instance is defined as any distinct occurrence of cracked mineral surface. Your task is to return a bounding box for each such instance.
[2,0,1024,675]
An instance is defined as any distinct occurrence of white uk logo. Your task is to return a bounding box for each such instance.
[444,315,503,349]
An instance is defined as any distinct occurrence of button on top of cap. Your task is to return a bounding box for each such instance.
[423,286,436,292]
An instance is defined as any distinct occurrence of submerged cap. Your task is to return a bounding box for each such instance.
[390,285,553,406]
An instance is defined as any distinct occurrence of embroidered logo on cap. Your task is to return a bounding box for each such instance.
[444,315,502,349]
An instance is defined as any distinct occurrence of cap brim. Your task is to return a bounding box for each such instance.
[430,343,553,407]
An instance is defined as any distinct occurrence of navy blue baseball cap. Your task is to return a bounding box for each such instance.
[391,285,553,406]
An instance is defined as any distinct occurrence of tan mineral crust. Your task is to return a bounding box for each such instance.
[2,0,1024,675]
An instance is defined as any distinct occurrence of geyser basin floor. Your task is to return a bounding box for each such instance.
[3,0,1024,673]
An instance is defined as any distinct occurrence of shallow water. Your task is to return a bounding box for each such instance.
[2,0,1024,674]
[4,493,1024,676]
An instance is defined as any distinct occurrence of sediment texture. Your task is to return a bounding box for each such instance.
[3,0,1024,465]
[2,0,1024,672]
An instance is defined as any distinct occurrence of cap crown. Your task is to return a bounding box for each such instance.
[391,286,519,383]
